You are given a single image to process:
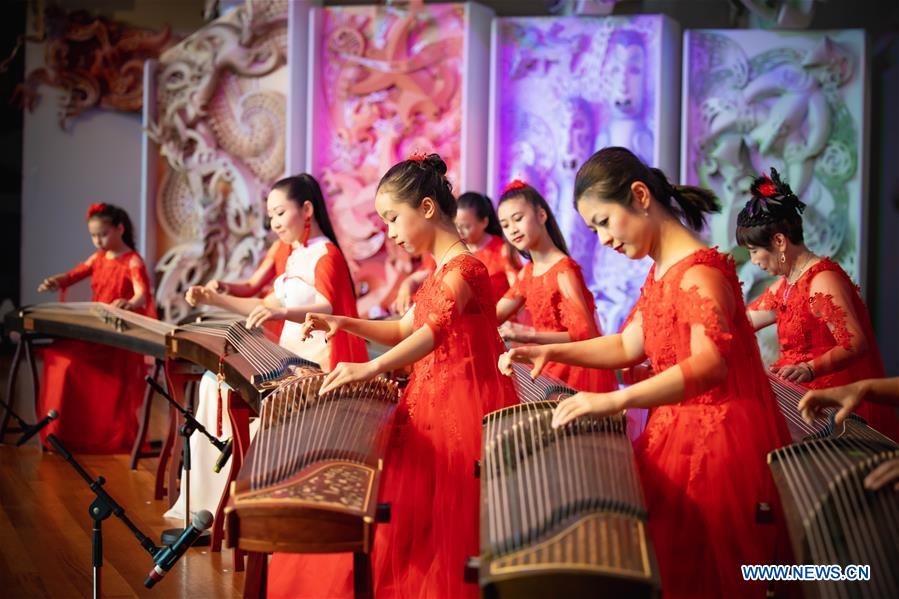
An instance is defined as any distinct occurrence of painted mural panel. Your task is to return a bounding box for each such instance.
[491,15,679,333]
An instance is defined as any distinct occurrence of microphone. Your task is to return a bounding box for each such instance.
[213,438,233,473]
[17,410,59,447]
[144,510,213,589]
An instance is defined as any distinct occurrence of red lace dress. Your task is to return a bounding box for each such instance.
[38,250,157,453]
[749,257,898,440]
[632,248,791,598]
[472,234,518,305]
[502,256,617,392]
[268,254,519,599]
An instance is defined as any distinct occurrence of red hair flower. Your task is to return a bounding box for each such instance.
[502,179,528,194]
[86,202,107,220]
[756,178,777,197]
[407,151,428,162]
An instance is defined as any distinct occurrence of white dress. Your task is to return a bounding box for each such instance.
[164,238,333,521]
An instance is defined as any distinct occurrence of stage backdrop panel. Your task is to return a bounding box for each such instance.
[146,0,297,321]
[682,28,868,362]
[682,29,868,292]
[307,2,493,317]
[488,15,680,334]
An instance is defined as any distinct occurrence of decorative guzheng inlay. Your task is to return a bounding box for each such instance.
[766,371,898,599]
[225,372,398,555]
[472,363,659,597]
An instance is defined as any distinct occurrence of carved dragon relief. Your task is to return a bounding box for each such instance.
[148,0,289,322]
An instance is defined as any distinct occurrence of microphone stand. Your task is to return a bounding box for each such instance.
[46,434,160,598]
[0,393,34,443]
[144,376,216,547]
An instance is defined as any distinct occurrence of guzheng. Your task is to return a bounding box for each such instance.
[4,301,174,358]
[766,372,898,598]
[166,318,319,413]
[474,363,659,597]
[224,372,399,591]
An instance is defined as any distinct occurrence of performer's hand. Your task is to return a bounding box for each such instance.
[37,275,62,293]
[319,361,378,395]
[245,305,286,329]
[390,281,415,315]
[770,363,813,383]
[205,279,229,294]
[498,345,550,379]
[864,458,899,492]
[110,298,132,310]
[552,391,625,428]
[301,313,343,341]
[185,285,216,307]
[797,380,866,425]
[499,321,535,343]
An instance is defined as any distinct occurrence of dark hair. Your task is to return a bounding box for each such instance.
[735,168,806,248]
[498,183,569,257]
[457,192,503,237]
[88,203,136,250]
[271,173,341,250]
[574,147,720,231]
[376,153,456,219]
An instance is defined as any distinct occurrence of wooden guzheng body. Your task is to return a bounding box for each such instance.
[225,372,399,597]
[766,372,898,598]
[166,317,320,413]
[473,364,659,597]
[4,301,173,359]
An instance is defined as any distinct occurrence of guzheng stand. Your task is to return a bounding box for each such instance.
[0,333,42,441]
[46,434,161,598]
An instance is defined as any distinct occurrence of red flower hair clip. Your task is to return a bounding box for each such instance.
[407,151,429,162]
[86,202,107,219]
[502,179,528,194]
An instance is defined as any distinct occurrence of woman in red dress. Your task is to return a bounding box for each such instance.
[454,191,520,305]
[268,153,518,599]
[495,180,617,393]
[503,147,792,598]
[35,203,157,453]
[737,168,898,440]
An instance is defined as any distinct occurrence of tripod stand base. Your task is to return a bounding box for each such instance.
[161,527,211,547]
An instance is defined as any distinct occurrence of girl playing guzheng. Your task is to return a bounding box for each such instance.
[494,179,617,393]
[738,168,899,440]
[165,174,367,520]
[268,153,518,599]
[501,147,792,598]
[36,202,157,453]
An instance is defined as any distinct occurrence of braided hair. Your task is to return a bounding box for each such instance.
[735,168,806,248]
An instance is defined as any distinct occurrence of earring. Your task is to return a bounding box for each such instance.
[302,216,311,247]
[643,210,649,217]
[779,252,786,264]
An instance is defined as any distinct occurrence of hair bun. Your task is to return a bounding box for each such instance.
[424,153,447,176]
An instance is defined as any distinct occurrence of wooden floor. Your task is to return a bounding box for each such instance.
[0,443,245,598]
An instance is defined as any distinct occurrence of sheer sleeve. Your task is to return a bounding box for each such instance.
[556,267,601,340]
[807,270,867,375]
[675,264,735,399]
[127,255,150,298]
[747,279,782,312]
[502,265,527,301]
[420,269,474,346]
[59,252,98,287]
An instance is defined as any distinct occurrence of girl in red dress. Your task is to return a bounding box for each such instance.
[268,153,519,599]
[738,168,899,440]
[495,180,617,393]
[454,191,520,305]
[36,203,157,453]
[502,148,792,598]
